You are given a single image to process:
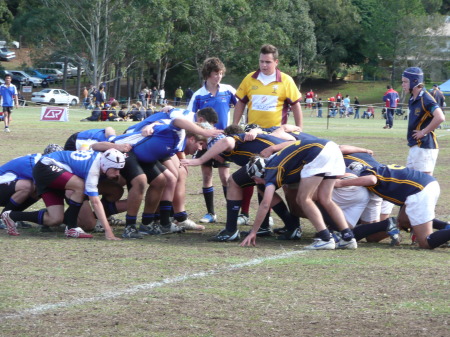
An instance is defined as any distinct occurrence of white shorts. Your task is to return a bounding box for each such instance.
[405,181,440,226]
[406,146,438,174]
[302,142,345,178]
[306,98,313,104]
[360,192,382,223]
[332,184,370,228]
[381,200,395,215]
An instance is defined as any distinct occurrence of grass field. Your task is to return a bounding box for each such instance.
[0,106,449,337]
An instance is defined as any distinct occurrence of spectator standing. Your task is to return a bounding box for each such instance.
[430,84,446,108]
[343,95,351,117]
[305,89,314,108]
[382,85,399,129]
[174,86,183,106]
[82,86,89,109]
[185,87,193,105]
[151,87,158,105]
[335,92,343,107]
[353,96,360,119]
[158,88,165,105]
[317,98,323,117]
[0,74,19,132]
[402,67,445,175]
[95,86,106,107]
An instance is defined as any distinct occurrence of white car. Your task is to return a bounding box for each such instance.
[9,70,43,87]
[0,47,16,61]
[31,89,79,106]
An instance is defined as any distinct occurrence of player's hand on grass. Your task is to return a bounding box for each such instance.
[105,232,121,241]
[240,231,257,247]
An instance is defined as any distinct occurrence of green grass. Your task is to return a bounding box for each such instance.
[0,106,449,336]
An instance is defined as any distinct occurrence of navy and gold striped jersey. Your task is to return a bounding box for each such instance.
[360,164,436,206]
[220,133,286,167]
[264,138,329,189]
[343,152,381,169]
[407,89,440,149]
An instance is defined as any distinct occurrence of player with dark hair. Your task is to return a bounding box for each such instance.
[0,74,19,132]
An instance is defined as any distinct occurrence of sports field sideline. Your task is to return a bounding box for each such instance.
[0,106,449,336]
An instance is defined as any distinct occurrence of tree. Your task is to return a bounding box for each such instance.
[34,0,140,88]
[307,0,364,81]
[0,0,14,40]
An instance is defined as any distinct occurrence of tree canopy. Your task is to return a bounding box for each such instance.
[4,0,449,93]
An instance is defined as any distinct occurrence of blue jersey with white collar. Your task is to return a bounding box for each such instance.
[264,138,329,189]
[0,154,41,184]
[113,121,183,163]
[124,108,194,134]
[40,150,102,197]
[188,83,237,130]
[407,88,441,149]
[360,164,436,206]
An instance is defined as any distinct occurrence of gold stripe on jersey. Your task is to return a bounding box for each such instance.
[275,142,325,187]
[367,187,403,205]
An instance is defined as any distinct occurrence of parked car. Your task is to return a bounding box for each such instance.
[35,68,64,82]
[0,47,16,61]
[31,88,79,105]
[0,69,26,86]
[9,70,43,87]
[24,69,56,83]
[49,61,85,77]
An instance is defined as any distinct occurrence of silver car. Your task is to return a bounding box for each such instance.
[9,70,43,87]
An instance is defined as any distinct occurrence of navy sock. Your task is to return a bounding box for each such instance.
[125,214,137,225]
[141,213,155,226]
[272,201,300,230]
[352,219,389,241]
[9,209,46,225]
[159,200,172,226]
[222,185,227,199]
[101,198,118,217]
[174,211,187,222]
[427,229,450,249]
[202,186,215,214]
[317,229,331,241]
[432,219,449,230]
[226,200,242,232]
[340,228,354,241]
[64,199,82,229]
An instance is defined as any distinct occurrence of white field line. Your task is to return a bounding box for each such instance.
[1,249,307,321]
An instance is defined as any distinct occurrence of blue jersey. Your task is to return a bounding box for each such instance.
[113,122,183,163]
[360,164,436,206]
[0,83,18,107]
[75,128,112,149]
[40,150,102,197]
[0,154,41,183]
[188,83,237,130]
[407,89,441,149]
[343,152,381,169]
[220,133,286,167]
[124,108,194,134]
[264,139,329,189]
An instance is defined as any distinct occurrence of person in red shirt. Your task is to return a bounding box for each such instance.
[305,89,314,109]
